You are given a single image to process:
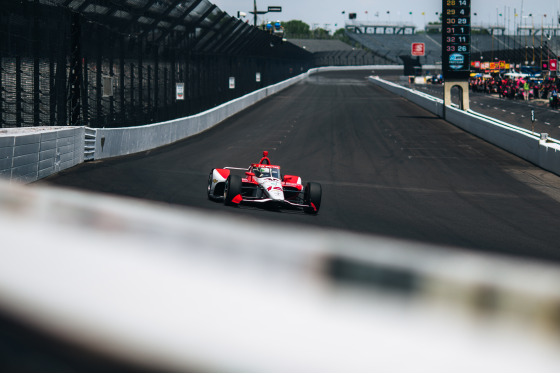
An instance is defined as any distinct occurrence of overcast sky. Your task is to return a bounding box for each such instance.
[210,0,560,34]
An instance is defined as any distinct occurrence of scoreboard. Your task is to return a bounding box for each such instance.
[442,0,471,80]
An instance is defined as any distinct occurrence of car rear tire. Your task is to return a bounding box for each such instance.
[303,182,321,214]
[207,170,214,200]
[224,174,242,206]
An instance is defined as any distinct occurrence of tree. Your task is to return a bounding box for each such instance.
[333,28,346,38]
[313,28,330,39]
[282,20,311,38]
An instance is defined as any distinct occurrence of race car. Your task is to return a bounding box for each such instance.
[207,151,321,214]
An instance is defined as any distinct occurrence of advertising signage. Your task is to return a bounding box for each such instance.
[411,43,425,56]
[550,59,558,72]
[442,0,471,80]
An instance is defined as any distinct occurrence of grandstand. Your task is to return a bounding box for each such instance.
[346,23,560,68]
[347,33,442,65]
[288,39,377,66]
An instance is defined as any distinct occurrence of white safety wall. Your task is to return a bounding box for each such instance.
[0,127,84,183]
[1,179,560,371]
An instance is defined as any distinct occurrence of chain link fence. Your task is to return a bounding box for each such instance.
[1,0,313,128]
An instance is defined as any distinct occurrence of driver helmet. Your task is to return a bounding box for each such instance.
[259,167,270,176]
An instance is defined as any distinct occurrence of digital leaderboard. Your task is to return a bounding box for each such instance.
[442,0,471,80]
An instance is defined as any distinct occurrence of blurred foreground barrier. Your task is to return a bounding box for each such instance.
[1,179,560,371]
[370,76,560,178]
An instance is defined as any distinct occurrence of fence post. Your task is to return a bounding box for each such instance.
[119,36,125,125]
[147,64,152,122]
[69,11,82,127]
[81,54,88,127]
[95,26,102,128]
[16,56,22,127]
[33,0,40,127]
[163,66,167,119]
[49,30,56,127]
[138,37,143,125]
[109,45,114,126]
[154,38,159,122]
[0,29,3,127]
[130,61,135,124]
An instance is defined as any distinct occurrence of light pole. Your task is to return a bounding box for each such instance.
[250,1,282,27]
[531,14,535,64]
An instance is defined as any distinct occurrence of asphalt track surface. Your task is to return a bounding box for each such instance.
[40,70,560,263]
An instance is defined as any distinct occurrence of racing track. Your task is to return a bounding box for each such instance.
[40,70,560,263]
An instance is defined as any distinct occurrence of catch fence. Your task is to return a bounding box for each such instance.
[1,0,313,128]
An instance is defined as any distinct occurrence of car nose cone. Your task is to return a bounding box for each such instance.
[269,190,284,200]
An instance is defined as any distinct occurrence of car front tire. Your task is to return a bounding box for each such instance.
[224,174,242,206]
[303,182,321,214]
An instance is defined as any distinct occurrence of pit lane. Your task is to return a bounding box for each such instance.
[40,70,560,263]
[377,71,560,138]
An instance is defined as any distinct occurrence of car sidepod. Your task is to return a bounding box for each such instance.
[282,175,303,201]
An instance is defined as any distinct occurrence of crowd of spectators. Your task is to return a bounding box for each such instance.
[469,75,560,109]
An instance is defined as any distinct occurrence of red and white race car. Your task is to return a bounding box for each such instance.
[207,151,322,214]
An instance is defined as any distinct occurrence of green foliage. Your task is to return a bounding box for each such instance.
[282,21,355,41]
[313,28,330,39]
[426,21,441,34]
[282,20,311,38]
[333,28,355,45]
[472,28,490,35]
[282,20,369,43]
[333,28,346,38]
